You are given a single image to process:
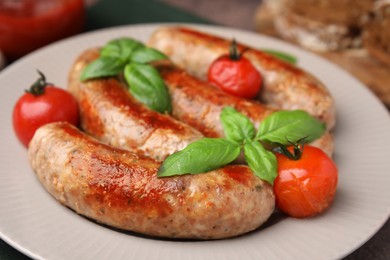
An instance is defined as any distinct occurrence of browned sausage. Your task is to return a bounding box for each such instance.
[148,26,336,130]
[154,62,334,156]
[69,48,333,156]
[28,122,275,239]
[68,48,203,161]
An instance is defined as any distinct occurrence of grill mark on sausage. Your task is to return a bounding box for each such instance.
[61,124,181,218]
[220,165,256,187]
[78,91,105,137]
[82,157,175,218]
[95,78,185,133]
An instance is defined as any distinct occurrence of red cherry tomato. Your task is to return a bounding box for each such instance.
[274,145,338,218]
[12,72,79,147]
[208,40,262,99]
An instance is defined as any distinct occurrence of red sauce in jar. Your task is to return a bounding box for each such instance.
[0,0,85,61]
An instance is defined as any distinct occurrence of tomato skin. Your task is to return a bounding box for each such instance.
[208,55,262,99]
[13,86,79,147]
[274,146,338,218]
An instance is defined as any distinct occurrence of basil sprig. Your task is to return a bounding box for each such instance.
[80,38,171,113]
[220,106,255,144]
[80,56,126,80]
[257,110,326,144]
[158,138,240,177]
[124,63,171,114]
[244,141,277,184]
[158,108,326,185]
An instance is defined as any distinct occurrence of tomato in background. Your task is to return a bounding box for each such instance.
[274,145,338,218]
[0,0,85,61]
[12,71,79,147]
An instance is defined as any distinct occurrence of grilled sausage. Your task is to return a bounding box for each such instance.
[155,62,334,156]
[69,49,333,156]
[68,48,203,161]
[148,26,336,130]
[28,122,275,239]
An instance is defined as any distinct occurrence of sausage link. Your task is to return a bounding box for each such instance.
[68,48,203,161]
[148,26,336,130]
[29,122,275,239]
[155,62,334,156]
[70,49,333,156]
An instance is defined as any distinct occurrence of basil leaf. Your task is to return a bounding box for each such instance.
[101,38,143,61]
[261,49,298,64]
[131,46,168,63]
[124,63,171,113]
[244,141,277,185]
[257,110,326,144]
[220,106,255,144]
[158,138,241,177]
[80,56,126,81]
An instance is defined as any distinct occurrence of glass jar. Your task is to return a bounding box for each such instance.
[0,0,85,61]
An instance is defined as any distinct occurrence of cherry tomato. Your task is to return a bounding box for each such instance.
[274,145,338,218]
[13,71,79,147]
[208,40,262,99]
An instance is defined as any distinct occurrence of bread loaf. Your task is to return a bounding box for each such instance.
[274,0,374,51]
[363,0,390,66]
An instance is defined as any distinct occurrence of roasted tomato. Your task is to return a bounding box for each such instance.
[12,71,79,147]
[207,40,262,99]
[274,145,338,218]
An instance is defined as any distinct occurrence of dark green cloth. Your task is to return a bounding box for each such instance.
[1,1,208,259]
[0,239,27,260]
[86,0,210,31]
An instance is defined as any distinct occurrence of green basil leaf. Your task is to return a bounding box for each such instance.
[80,56,126,81]
[124,63,171,113]
[101,38,143,61]
[244,141,277,185]
[257,110,326,144]
[158,138,241,177]
[131,46,168,63]
[261,49,298,64]
[220,106,255,144]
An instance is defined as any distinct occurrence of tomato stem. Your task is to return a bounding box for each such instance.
[229,39,250,61]
[25,70,49,96]
[229,39,241,61]
[273,137,308,160]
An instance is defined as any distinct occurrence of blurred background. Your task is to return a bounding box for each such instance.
[162,0,260,30]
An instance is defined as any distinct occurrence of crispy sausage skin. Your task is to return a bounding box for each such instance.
[68,48,203,161]
[29,122,275,239]
[148,26,336,130]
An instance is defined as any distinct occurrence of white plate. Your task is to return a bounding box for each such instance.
[1,23,390,260]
